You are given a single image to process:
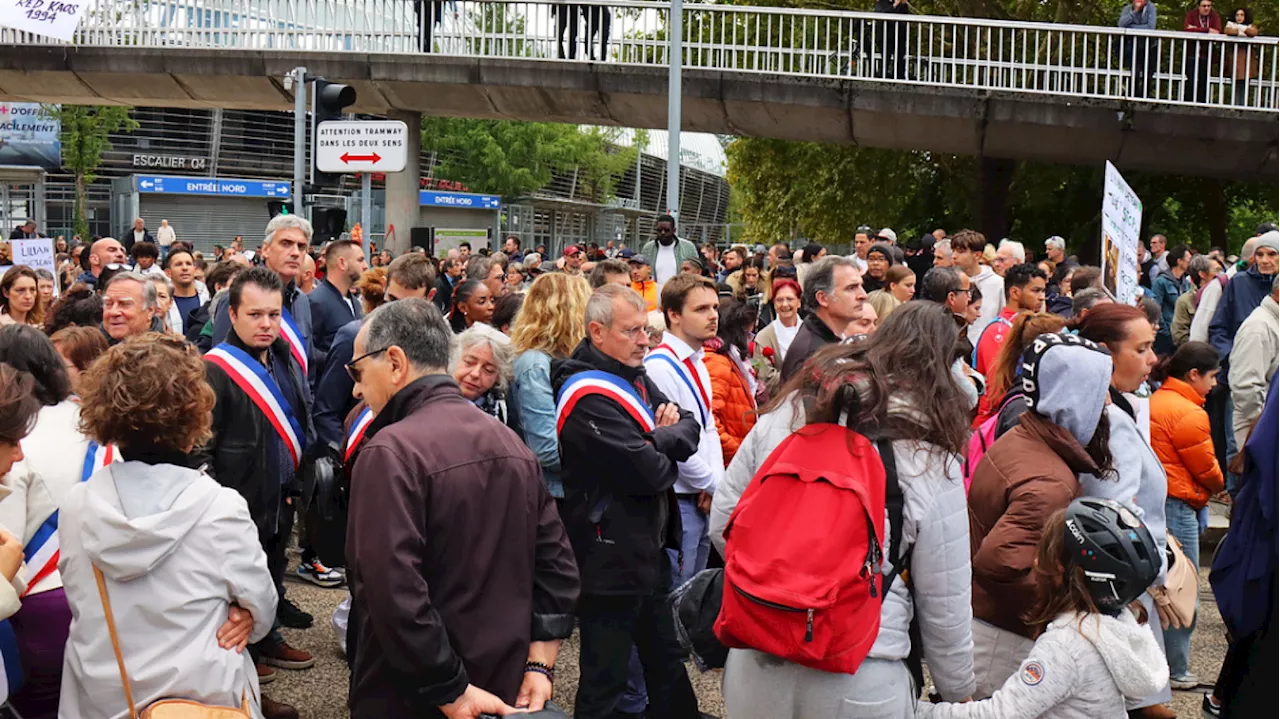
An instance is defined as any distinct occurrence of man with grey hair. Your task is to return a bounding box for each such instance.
[552,284,705,719]
[100,271,159,344]
[993,239,1026,277]
[211,215,314,371]
[1172,254,1218,345]
[1043,235,1077,296]
[780,255,866,382]
[933,238,954,268]
[1071,287,1113,318]
[1229,275,1279,451]
[345,298,579,718]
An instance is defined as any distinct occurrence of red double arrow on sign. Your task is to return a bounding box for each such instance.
[340,152,382,164]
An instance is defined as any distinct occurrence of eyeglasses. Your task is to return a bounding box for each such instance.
[616,325,649,340]
[345,347,388,382]
[949,288,975,297]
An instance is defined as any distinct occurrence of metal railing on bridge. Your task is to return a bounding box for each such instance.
[4,0,1277,111]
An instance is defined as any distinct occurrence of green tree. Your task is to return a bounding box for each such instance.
[724,1,1278,254]
[43,105,139,240]
[421,119,638,202]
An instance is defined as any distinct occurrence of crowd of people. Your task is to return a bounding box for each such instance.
[0,211,1274,719]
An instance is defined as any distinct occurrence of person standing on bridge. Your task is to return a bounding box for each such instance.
[1119,0,1160,98]
[1183,0,1223,103]
[414,0,447,53]
[874,0,912,80]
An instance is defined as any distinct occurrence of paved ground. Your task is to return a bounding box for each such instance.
[272,552,1223,718]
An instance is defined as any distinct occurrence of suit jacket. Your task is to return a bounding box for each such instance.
[308,278,362,384]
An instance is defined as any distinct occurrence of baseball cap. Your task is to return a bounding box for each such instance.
[1045,235,1066,250]
[619,248,636,259]
[563,245,583,258]
[877,228,897,244]
[627,254,650,265]
[1256,222,1278,236]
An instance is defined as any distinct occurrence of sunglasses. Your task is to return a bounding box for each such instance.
[345,346,388,383]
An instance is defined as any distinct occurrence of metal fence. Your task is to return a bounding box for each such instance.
[4,1,1277,111]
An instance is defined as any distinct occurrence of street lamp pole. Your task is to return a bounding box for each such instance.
[291,66,307,218]
[666,0,683,223]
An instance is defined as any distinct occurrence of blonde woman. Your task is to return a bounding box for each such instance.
[509,272,592,499]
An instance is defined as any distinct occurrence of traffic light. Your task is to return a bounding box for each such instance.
[312,79,356,126]
[311,207,348,245]
[312,79,357,188]
[267,200,293,217]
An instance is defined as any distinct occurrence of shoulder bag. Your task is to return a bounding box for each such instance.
[94,566,253,719]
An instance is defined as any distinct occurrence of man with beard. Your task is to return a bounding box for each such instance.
[640,215,699,284]
[309,240,368,381]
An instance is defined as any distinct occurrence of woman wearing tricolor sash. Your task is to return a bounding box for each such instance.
[0,363,43,619]
[0,325,96,718]
[58,335,278,719]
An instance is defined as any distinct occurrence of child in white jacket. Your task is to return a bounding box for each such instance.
[919,497,1169,719]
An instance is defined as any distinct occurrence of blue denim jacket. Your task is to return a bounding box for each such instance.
[511,349,564,498]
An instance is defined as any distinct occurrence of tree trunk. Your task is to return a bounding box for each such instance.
[74,171,88,241]
[977,157,1016,244]
[1202,178,1227,249]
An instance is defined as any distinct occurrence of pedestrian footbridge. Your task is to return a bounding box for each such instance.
[1,1,1276,181]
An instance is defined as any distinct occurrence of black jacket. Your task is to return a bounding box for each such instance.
[122,229,154,254]
[551,340,700,596]
[313,319,361,448]
[198,330,315,542]
[308,278,362,385]
[433,273,457,314]
[780,312,842,383]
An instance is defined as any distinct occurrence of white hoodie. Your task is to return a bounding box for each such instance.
[57,461,277,719]
[967,265,1006,348]
[917,609,1169,719]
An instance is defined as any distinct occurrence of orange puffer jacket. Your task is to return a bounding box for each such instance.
[1150,376,1225,509]
[704,350,757,465]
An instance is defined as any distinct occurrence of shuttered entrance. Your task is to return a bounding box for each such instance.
[138,195,272,254]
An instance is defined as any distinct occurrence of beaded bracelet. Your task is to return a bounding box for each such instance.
[524,664,555,682]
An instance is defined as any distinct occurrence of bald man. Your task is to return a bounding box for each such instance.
[299,254,317,294]
[76,237,129,288]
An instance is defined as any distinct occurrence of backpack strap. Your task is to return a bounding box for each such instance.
[876,437,905,602]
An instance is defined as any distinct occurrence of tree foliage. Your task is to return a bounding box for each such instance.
[725,0,1278,255]
[43,105,139,241]
[421,118,640,202]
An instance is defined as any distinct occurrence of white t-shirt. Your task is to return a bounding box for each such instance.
[773,318,801,360]
[654,243,678,284]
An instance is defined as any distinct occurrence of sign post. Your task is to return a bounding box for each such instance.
[315,121,408,174]
[1100,161,1143,307]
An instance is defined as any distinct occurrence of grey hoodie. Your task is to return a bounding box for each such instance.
[58,461,278,719]
[918,609,1168,719]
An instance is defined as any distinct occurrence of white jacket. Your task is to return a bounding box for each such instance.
[57,461,277,719]
[710,397,977,700]
[1229,295,1278,449]
[1,401,93,595]
[166,281,210,334]
[1188,276,1225,343]
[918,610,1168,719]
[0,478,28,620]
[967,266,1006,347]
[156,224,176,247]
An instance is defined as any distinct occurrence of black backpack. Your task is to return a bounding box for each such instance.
[298,443,348,567]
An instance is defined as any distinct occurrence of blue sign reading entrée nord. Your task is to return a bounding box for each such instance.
[135,175,291,198]
[419,190,501,209]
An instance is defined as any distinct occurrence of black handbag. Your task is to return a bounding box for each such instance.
[670,568,730,671]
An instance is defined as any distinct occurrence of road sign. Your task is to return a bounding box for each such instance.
[419,190,502,209]
[315,120,407,173]
[135,175,291,198]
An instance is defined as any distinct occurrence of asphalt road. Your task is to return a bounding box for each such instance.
[271,554,1224,718]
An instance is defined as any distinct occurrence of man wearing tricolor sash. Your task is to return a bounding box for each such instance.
[551,284,706,719]
[643,274,725,590]
[201,267,315,718]
[211,214,313,378]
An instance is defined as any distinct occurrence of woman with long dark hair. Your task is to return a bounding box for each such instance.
[703,297,759,464]
[713,302,978,717]
[1072,301,1174,718]
[1148,341,1223,689]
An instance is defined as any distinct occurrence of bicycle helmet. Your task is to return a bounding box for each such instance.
[1063,497,1160,615]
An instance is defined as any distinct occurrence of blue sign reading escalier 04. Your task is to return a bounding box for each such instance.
[135,175,291,199]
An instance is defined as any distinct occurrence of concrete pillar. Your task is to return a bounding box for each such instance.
[385,109,421,255]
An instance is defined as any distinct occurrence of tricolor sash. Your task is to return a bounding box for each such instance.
[206,343,305,468]
[644,344,711,426]
[279,306,308,375]
[555,370,656,434]
[344,406,374,463]
[21,441,116,599]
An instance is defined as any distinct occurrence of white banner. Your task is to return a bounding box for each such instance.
[1100,161,1143,307]
[11,238,58,296]
[0,0,89,42]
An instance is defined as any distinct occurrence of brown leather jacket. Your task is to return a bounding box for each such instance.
[968,412,1102,637]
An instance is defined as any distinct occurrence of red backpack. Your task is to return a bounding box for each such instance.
[714,423,903,675]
